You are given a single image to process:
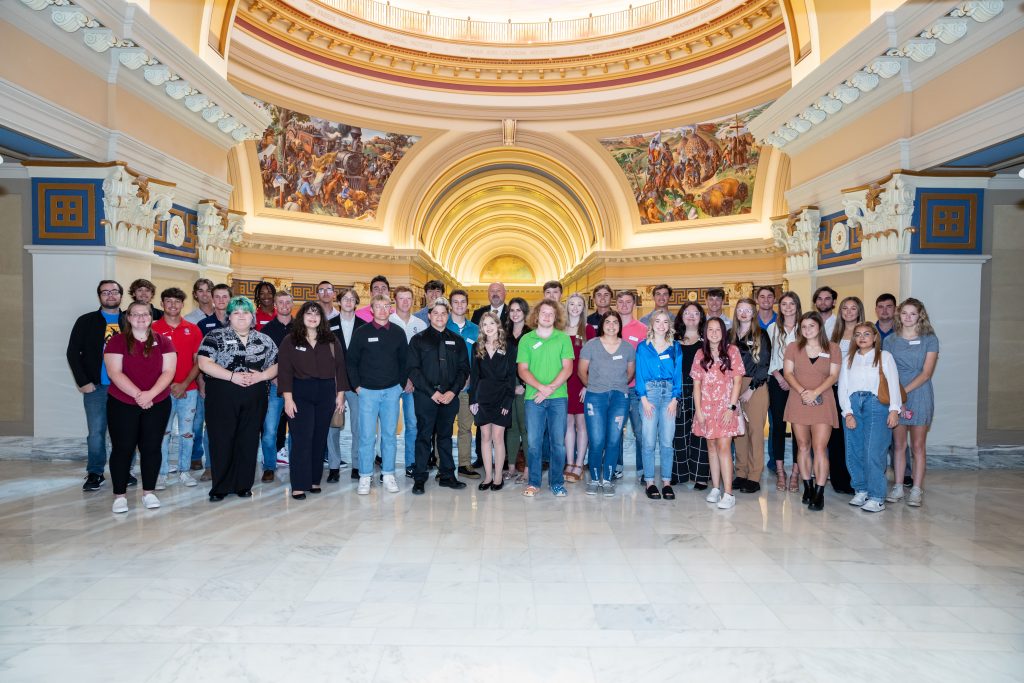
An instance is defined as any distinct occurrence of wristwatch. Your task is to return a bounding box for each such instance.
[728,404,737,411]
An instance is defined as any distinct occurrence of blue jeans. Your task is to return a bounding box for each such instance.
[260,383,285,471]
[191,395,205,463]
[401,390,417,469]
[525,397,567,489]
[584,390,629,482]
[160,389,198,475]
[358,385,401,475]
[615,386,643,471]
[83,384,109,475]
[640,381,676,482]
[844,391,893,502]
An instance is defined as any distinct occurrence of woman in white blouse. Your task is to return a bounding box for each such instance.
[838,323,901,512]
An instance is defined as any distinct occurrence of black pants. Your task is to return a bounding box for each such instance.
[828,385,852,492]
[107,396,171,495]
[767,375,794,465]
[289,378,335,491]
[205,379,266,496]
[414,393,458,484]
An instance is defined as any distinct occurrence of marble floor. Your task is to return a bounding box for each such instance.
[0,458,1022,682]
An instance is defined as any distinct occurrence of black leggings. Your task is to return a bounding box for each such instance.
[107,396,171,495]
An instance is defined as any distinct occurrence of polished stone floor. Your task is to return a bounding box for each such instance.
[0,457,1022,682]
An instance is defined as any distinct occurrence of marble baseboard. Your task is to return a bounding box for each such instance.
[1,436,1021,469]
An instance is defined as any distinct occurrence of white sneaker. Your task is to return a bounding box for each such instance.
[849,491,869,506]
[717,493,736,509]
[705,487,722,503]
[357,476,372,495]
[112,497,128,513]
[907,487,923,507]
[143,493,161,509]
[178,472,197,487]
[383,473,399,493]
[276,447,290,465]
[885,485,904,503]
[861,499,885,512]
[154,476,167,491]
[167,464,178,474]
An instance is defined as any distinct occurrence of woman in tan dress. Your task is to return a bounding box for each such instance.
[783,312,841,511]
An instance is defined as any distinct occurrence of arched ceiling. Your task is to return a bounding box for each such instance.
[413,149,602,284]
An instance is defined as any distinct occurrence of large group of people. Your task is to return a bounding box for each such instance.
[67,276,939,515]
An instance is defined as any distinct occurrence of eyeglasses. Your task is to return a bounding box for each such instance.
[128,313,152,319]
[99,290,120,296]
[318,287,334,293]
[853,332,875,338]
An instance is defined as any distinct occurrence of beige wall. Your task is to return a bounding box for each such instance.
[0,180,32,434]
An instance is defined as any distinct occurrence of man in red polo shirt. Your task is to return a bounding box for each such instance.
[153,287,203,488]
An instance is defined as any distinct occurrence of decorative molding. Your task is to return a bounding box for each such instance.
[196,202,244,267]
[15,0,269,142]
[99,164,174,253]
[770,206,819,272]
[750,1,1006,150]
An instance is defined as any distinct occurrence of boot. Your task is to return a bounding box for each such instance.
[802,479,814,505]
[808,485,825,511]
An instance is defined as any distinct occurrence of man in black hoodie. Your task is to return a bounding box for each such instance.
[407,297,471,494]
[66,280,126,491]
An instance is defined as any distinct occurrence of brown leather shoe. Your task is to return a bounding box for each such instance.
[199,468,212,482]
[190,461,203,471]
[261,470,274,483]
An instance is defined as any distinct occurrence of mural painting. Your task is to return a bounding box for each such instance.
[480,255,535,283]
[599,103,770,224]
[254,100,419,221]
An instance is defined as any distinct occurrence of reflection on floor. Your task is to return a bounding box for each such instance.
[0,459,1022,682]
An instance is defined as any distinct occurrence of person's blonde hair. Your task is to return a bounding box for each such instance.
[645,310,674,344]
[475,311,508,358]
[895,297,935,337]
[563,293,586,340]
[526,298,565,329]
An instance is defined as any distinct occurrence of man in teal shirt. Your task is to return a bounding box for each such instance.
[516,298,574,496]
[447,289,481,478]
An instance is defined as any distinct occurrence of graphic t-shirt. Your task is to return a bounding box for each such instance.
[100,310,121,385]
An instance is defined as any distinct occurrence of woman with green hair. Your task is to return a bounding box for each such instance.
[197,296,279,501]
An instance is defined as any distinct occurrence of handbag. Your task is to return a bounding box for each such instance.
[328,342,346,429]
[734,406,747,436]
[876,362,907,407]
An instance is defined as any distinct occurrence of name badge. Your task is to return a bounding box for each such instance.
[296,346,307,352]
[659,354,670,360]
[818,352,831,358]
[368,337,379,343]
[330,324,340,331]
[445,340,456,346]
[629,336,639,342]
[532,341,542,349]
[612,355,623,360]
[467,338,476,344]
[205,323,215,327]
[226,340,237,345]
[183,329,191,335]
[496,349,505,355]
[909,340,921,345]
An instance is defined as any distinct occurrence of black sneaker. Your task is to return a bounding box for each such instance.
[82,473,104,491]
[457,466,480,479]
[405,466,415,479]
[412,481,425,495]
[375,455,383,467]
[126,474,138,487]
[326,469,340,483]
[351,468,360,480]
[438,478,467,490]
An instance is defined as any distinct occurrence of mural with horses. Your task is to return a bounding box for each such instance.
[254,100,419,221]
[599,103,770,224]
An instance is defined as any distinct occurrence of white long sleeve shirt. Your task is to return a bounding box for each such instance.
[838,349,902,416]
[766,321,797,374]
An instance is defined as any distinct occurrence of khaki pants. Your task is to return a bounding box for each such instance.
[457,392,474,468]
[734,378,769,483]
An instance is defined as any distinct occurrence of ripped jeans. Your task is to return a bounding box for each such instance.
[584,389,630,482]
[160,389,198,476]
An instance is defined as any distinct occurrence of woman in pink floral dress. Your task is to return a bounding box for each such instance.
[691,317,744,510]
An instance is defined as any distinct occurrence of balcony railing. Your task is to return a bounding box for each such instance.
[313,0,716,44]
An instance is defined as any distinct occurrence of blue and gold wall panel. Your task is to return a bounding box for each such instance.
[818,211,861,269]
[911,188,983,254]
[154,205,200,262]
[32,178,104,245]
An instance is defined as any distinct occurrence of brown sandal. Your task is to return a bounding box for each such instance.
[788,464,800,492]
[776,467,787,491]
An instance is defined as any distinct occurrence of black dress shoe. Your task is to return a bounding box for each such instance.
[694,482,708,491]
[309,487,322,494]
[490,481,504,491]
[458,466,480,479]
[126,474,138,487]
[645,484,662,500]
[438,478,467,490]
[412,482,425,495]
[209,493,226,502]
[802,479,814,505]
[808,485,825,511]
[742,481,761,494]
[261,470,275,483]
[291,492,306,500]
[478,481,492,491]
[662,485,676,500]
[732,477,748,490]
[327,469,340,483]
[236,490,253,497]
[351,468,360,480]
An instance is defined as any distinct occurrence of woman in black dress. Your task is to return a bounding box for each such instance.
[504,298,531,481]
[470,312,518,490]
[672,302,709,489]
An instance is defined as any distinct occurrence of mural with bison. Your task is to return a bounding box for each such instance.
[254,100,419,222]
[599,103,769,224]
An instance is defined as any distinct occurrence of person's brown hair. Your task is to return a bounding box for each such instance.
[120,301,156,358]
[526,298,565,329]
[796,312,830,350]
[846,322,881,368]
